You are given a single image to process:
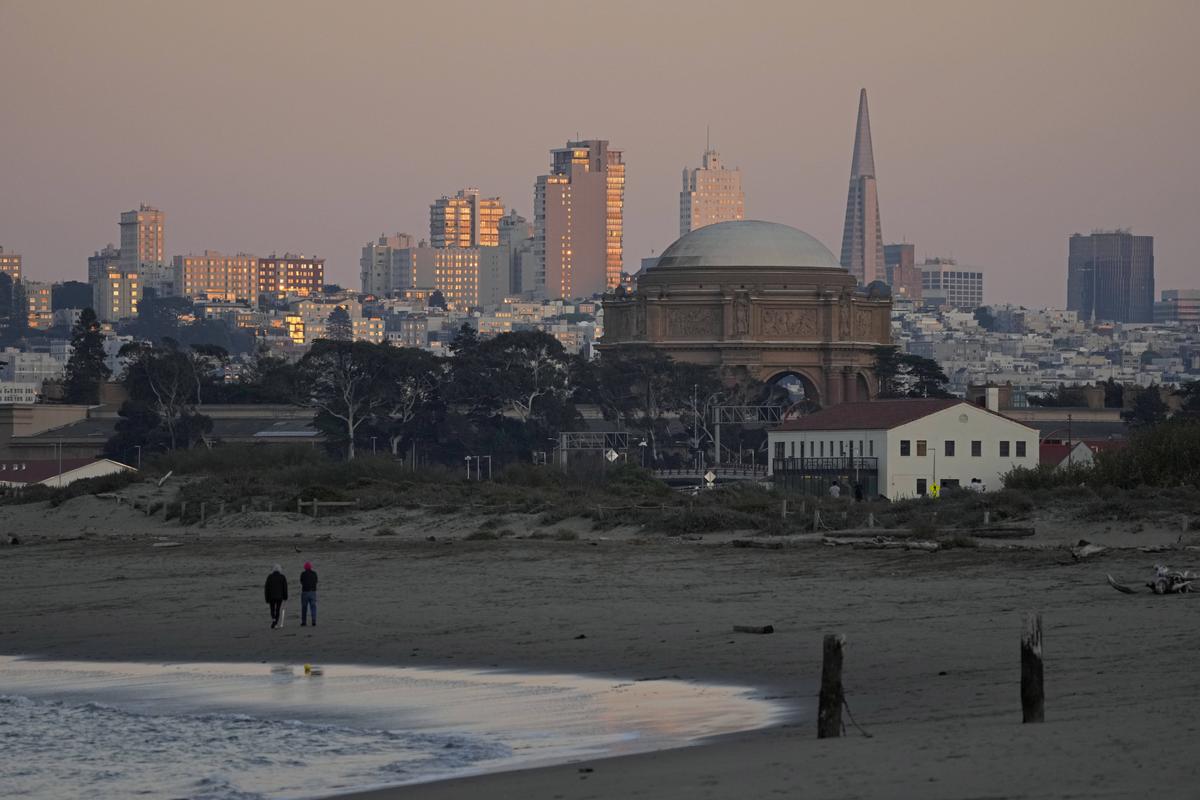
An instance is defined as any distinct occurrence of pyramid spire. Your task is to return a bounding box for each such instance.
[850,88,876,178]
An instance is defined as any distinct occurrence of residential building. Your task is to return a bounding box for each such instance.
[285,298,383,345]
[1067,230,1154,323]
[884,243,922,301]
[431,247,482,309]
[680,147,744,236]
[173,251,259,302]
[478,247,511,308]
[839,89,885,286]
[93,269,140,322]
[0,247,21,282]
[88,244,121,285]
[0,457,136,489]
[119,205,169,294]
[430,188,504,248]
[534,139,624,299]
[258,254,324,297]
[360,233,416,296]
[0,348,65,385]
[767,398,1038,499]
[23,281,53,330]
[1153,289,1200,326]
[920,258,984,310]
[497,211,535,295]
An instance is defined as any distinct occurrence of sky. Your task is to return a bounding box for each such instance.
[1,0,1196,307]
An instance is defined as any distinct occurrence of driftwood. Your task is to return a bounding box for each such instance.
[824,536,940,552]
[733,624,774,635]
[731,539,784,550]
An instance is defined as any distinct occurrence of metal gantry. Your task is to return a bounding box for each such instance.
[711,405,785,466]
[556,431,631,467]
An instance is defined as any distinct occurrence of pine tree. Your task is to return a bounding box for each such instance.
[63,308,112,404]
[326,306,353,341]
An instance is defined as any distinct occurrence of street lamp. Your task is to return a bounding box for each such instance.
[638,439,648,467]
[371,436,377,455]
[464,455,474,480]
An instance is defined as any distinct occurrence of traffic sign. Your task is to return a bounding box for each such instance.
[704,470,716,485]
[605,449,619,463]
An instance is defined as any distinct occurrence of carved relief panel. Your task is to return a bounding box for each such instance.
[666,305,722,339]
[759,307,819,339]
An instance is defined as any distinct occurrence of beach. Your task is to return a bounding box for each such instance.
[3,497,1199,798]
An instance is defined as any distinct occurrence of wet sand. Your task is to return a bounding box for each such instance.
[3,498,1200,798]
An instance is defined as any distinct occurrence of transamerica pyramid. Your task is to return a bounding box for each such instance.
[839,88,885,286]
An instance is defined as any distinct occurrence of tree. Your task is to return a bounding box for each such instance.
[873,346,953,399]
[448,322,479,356]
[63,308,112,404]
[477,331,574,424]
[428,290,448,310]
[326,306,353,342]
[1122,385,1169,427]
[52,281,94,310]
[126,288,195,342]
[375,347,444,456]
[113,340,214,452]
[300,340,389,460]
[973,306,997,331]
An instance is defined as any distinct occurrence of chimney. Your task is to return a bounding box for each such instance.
[986,387,1000,412]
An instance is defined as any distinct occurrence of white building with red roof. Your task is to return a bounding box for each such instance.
[767,398,1038,500]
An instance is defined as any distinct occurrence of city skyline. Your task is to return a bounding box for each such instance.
[1,1,1196,305]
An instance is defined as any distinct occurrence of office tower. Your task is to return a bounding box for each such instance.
[497,210,535,294]
[0,247,21,282]
[23,281,53,329]
[680,147,744,236]
[839,89,885,285]
[93,269,141,322]
[883,243,922,302]
[257,254,325,297]
[88,244,121,285]
[119,205,169,293]
[534,139,624,299]
[1154,290,1200,325]
[919,258,984,310]
[361,233,417,296]
[173,251,259,302]
[430,189,504,248]
[1067,230,1154,323]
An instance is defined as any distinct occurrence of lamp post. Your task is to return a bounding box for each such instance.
[638,439,648,467]
[464,455,473,480]
[134,445,142,471]
[371,436,377,455]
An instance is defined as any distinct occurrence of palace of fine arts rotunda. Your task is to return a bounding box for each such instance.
[600,220,893,405]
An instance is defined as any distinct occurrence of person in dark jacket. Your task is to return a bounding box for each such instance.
[265,564,288,629]
[299,561,318,627]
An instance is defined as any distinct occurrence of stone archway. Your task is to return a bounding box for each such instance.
[766,369,823,409]
[855,371,875,402]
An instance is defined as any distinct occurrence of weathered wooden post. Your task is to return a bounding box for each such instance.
[818,633,845,738]
[867,512,875,528]
[781,499,788,520]
[180,501,187,524]
[984,510,991,525]
[1021,613,1044,723]
[813,508,821,531]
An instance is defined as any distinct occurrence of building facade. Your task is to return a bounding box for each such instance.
[258,254,324,297]
[839,89,885,286]
[119,205,168,294]
[360,233,417,296]
[680,148,744,236]
[173,251,259,302]
[884,243,922,302]
[1154,289,1200,326]
[93,269,141,322]
[23,281,53,330]
[88,244,121,285]
[534,139,624,300]
[920,258,984,310]
[0,247,21,282]
[1067,230,1155,323]
[498,211,535,295]
[430,188,504,249]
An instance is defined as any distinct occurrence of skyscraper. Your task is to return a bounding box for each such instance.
[430,189,504,248]
[534,139,624,299]
[839,89,885,286]
[1067,230,1154,323]
[119,204,168,294]
[680,147,744,237]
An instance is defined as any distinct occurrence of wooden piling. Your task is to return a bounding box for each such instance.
[781,499,788,519]
[867,512,875,528]
[818,633,845,738]
[1021,613,1044,723]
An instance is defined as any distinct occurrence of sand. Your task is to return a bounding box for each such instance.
[3,493,1200,799]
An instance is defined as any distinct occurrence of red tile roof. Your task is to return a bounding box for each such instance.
[1039,443,1073,467]
[0,458,111,485]
[775,399,966,431]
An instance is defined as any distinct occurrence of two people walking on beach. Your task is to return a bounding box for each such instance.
[264,562,319,629]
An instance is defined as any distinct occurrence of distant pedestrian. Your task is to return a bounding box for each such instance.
[829,481,841,498]
[300,561,318,628]
[853,483,864,502]
[265,564,288,629]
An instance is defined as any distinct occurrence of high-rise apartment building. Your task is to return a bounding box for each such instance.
[0,247,21,282]
[257,254,325,297]
[920,258,984,310]
[93,270,141,322]
[534,139,624,299]
[173,251,259,302]
[430,189,504,249]
[1154,289,1200,325]
[360,233,417,296]
[1067,230,1154,323]
[839,90,885,285]
[497,210,535,295]
[23,281,53,330]
[88,244,121,286]
[431,247,483,309]
[119,205,169,294]
[680,148,744,236]
[883,243,922,302]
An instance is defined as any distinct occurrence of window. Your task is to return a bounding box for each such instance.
[1000,441,1010,457]
[868,440,874,457]
[790,441,795,457]
[840,441,845,457]
[819,441,825,457]
[1016,441,1027,458]
[774,442,785,461]
[916,478,927,496]
[945,440,955,457]
[916,440,927,457]
[971,440,982,457]
[900,440,911,457]
[942,479,960,489]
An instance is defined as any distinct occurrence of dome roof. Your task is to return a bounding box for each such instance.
[653,220,841,270]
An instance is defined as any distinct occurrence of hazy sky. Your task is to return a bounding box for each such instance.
[1,0,1196,306]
